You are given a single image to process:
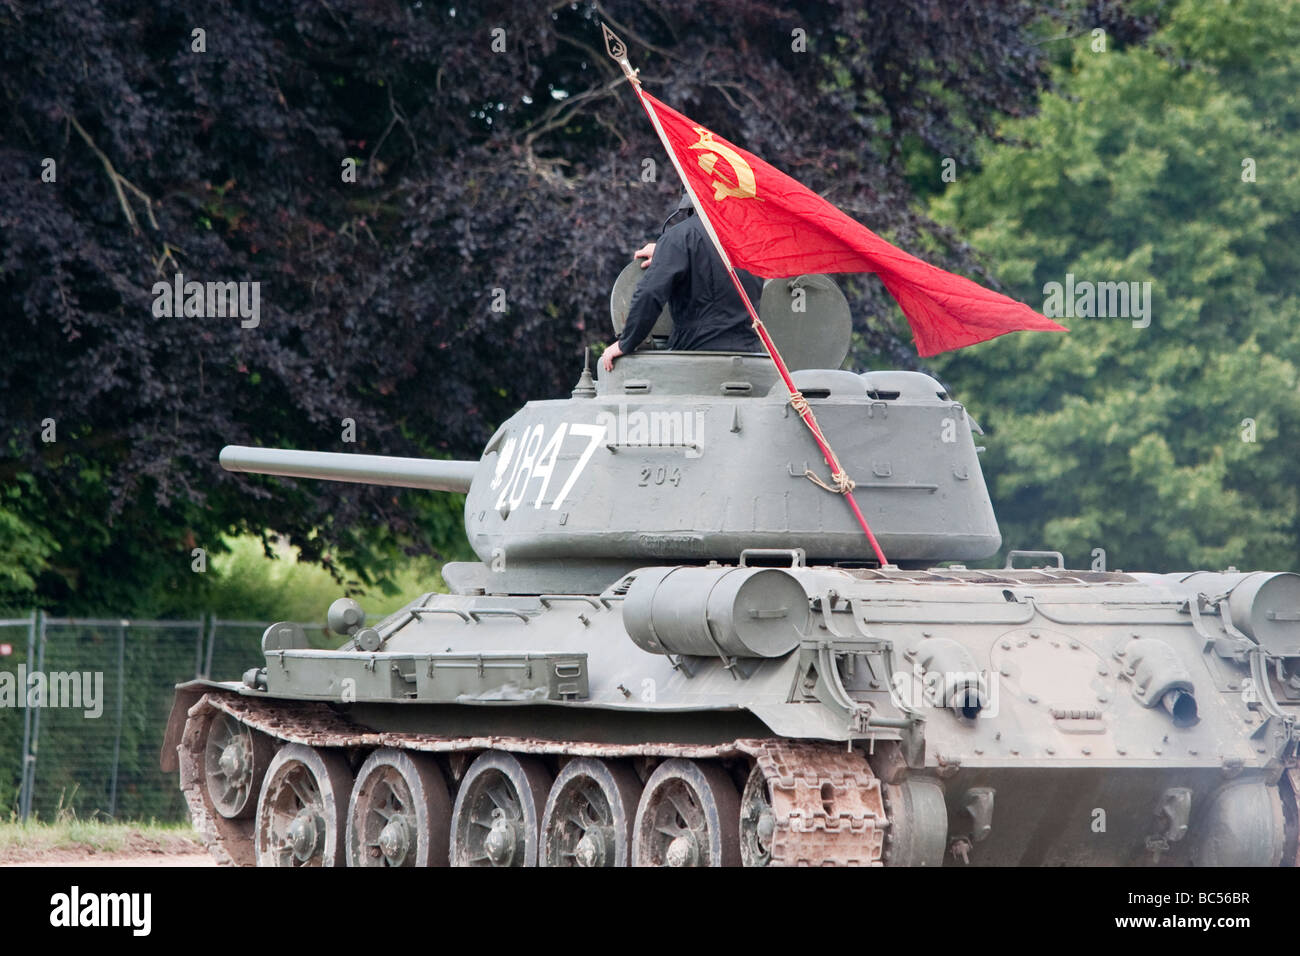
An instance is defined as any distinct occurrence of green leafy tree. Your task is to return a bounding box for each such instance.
[0,478,56,606]
[930,0,1300,572]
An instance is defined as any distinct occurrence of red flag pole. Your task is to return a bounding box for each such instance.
[601,24,889,567]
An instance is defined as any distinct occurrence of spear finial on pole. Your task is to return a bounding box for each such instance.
[601,23,640,86]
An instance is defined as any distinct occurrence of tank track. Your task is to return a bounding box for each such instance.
[746,741,886,866]
[177,690,886,866]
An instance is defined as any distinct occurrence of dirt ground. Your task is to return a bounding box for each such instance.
[0,829,216,867]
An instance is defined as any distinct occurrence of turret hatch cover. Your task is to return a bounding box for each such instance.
[609,260,672,341]
[759,274,852,371]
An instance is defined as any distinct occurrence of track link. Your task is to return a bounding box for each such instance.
[747,740,887,866]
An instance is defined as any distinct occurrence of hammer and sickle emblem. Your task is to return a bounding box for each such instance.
[688,127,760,202]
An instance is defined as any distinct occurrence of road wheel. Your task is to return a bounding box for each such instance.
[632,759,740,867]
[541,758,642,867]
[346,749,451,867]
[450,751,552,867]
[254,743,352,867]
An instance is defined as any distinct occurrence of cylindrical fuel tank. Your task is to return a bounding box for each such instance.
[622,566,810,659]
[1180,570,1300,656]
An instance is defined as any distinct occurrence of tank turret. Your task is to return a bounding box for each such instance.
[463,355,999,592]
[220,275,1000,593]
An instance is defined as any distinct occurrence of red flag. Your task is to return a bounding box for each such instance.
[640,92,1067,357]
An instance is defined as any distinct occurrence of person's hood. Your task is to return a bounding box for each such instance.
[660,191,695,233]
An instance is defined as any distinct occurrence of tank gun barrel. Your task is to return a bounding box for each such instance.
[219,445,475,494]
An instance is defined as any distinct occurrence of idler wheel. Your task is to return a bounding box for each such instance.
[254,743,352,867]
[202,712,273,819]
[451,751,552,867]
[346,749,452,867]
[541,758,642,867]
[632,759,740,867]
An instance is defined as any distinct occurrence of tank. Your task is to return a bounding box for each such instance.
[161,271,1300,867]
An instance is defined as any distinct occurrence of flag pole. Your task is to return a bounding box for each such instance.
[601,24,889,567]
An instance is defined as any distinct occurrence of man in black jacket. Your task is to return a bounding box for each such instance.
[600,195,763,371]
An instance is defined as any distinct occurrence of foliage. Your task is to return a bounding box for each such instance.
[0,0,1119,611]
[930,0,1300,571]
[0,479,57,602]
[203,533,446,624]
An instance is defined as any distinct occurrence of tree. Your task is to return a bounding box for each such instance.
[930,0,1300,572]
[1,0,1129,612]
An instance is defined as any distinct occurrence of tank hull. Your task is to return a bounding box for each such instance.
[164,562,1300,866]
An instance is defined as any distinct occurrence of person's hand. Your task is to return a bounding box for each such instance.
[634,242,656,269]
[600,341,624,372]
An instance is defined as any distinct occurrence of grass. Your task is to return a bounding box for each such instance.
[1,788,197,857]
[0,816,198,855]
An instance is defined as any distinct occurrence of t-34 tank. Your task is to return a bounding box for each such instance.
[162,270,1300,867]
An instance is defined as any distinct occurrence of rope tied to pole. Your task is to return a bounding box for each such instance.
[804,468,856,495]
[785,390,857,494]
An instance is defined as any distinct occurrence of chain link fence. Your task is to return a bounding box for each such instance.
[0,614,332,823]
